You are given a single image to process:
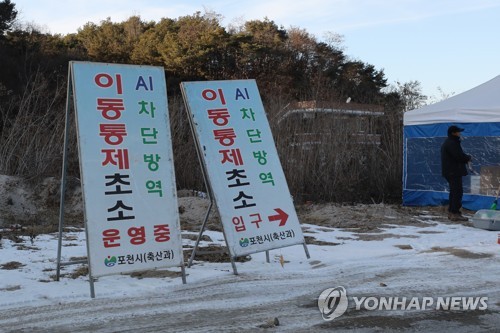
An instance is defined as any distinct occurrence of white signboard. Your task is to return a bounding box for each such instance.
[71,61,183,277]
[181,80,305,257]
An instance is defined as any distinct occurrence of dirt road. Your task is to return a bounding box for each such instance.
[1,247,498,333]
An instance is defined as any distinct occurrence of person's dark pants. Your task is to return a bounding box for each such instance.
[445,176,463,214]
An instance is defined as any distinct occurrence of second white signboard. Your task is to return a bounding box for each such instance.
[181,79,305,257]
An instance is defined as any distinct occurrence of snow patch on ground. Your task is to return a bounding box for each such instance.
[0,175,499,331]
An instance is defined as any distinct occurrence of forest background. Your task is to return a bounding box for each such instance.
[0,0,428,203]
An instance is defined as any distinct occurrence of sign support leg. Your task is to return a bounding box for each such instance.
[186,199,238,274]
[89,277,95,298]
[302,242,311,259]
[220,226,238,275]
[56,70,73,282]
[180,264,187,284]
[187,200,212,268]
[229,256,239,275]
[266,250,270,263]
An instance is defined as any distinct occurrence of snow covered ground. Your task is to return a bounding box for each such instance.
[1,212,499,332]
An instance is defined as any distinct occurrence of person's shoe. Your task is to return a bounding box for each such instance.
[448,213,468,221]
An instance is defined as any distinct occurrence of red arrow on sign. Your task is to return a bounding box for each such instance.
[268,208,289,226]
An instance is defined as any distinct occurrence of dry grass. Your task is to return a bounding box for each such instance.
[422,247,494,259]
[182,234,213,242]
[129,270,183,279]
[304,236,340,246]
[394,244,413,250]
[69,265,89,279]
[0,69,68,179]
[0,285,21,291]
[183,245,251,263]
[1,261,25,270]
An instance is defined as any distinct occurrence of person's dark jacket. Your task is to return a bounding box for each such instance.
[441,135,471,178]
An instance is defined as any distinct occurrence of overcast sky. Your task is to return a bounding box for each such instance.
[11,0,500,101]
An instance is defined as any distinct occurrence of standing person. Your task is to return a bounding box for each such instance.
[441,125,471,221]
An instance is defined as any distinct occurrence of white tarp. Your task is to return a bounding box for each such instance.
[404,75,500,126]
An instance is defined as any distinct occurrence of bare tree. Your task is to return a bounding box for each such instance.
[392,80,427,111]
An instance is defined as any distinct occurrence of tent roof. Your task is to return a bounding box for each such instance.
[404,75,500,126]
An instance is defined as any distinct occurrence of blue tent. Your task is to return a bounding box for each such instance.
[403,75,500,210]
